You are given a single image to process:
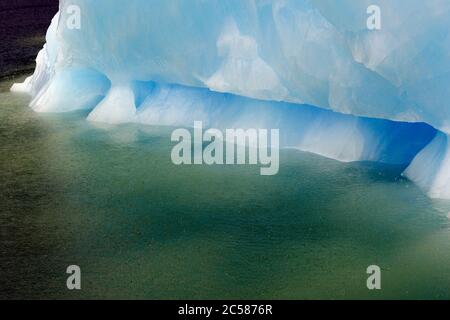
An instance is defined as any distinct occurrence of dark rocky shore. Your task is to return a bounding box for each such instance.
[0,0,59,80]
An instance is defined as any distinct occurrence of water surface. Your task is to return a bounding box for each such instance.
[1,78,449,299]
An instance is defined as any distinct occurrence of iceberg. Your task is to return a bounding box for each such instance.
[11,0,450,198]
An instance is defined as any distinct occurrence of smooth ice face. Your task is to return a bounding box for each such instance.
[133,82,437,165]
[11,0,450,198]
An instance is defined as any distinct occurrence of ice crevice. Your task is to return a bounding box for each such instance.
[10,0,450,199]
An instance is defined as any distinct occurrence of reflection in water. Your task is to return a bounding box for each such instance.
[1,78,450,299]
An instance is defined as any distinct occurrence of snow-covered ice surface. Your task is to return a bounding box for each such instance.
[11,0,450,198]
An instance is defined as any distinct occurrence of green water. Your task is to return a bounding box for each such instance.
[1,78,449,300]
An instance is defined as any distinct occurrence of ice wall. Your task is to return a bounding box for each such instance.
[404,133,450,199]
[84,79,436,166]
[11,0,450,198]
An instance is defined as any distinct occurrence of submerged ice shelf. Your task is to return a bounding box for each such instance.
[11,0,450,199]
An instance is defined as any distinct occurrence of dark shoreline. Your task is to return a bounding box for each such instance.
[0,0,59,80]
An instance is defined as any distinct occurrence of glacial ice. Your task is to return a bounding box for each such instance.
[11,0,450,198]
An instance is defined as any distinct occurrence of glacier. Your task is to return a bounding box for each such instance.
[10,0,450,198]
